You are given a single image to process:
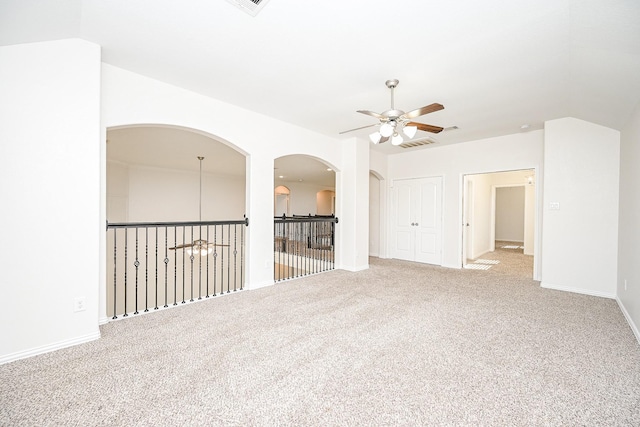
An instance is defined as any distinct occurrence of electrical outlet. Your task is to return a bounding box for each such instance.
[74,297,86,312]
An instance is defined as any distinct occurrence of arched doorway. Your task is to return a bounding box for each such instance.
[273,155,337,281]
[105,125,248,319]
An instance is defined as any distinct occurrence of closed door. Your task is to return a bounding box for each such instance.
[391,177,442,265]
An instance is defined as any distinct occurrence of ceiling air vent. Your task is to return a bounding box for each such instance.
[399,138,437,149]
[226,0,271,16]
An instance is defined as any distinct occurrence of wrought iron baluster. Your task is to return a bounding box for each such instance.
[182,226,186,304]
[112,229,118,319]
[174,226,178,306]
[164,226,169,308]
[197,225,202,300]
[221,224,226,293]
[154,226,159,310]
[144,226,149,312]
[134,228,139,315]
[206,225,210,298]
[233,224,238,292]
[227,224,231,293]
[189,226,194,302]
[213,225,218,296]
[123,228,128,317]
[240,220,245,290]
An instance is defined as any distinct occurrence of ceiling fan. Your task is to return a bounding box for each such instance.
[169,156,229,257]
[340,79,444,146]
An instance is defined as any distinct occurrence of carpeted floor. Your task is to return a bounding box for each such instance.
[1,254,639,426]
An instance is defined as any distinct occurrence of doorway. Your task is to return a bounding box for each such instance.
[462,169,536,278]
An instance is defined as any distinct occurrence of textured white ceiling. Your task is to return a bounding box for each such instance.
[2,0,639,157]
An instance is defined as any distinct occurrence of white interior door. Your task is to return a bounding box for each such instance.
[391,180,414,261]
[415,178,442,264]
[391,177,442,265]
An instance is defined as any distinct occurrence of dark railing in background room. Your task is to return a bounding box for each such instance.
[274,214,338,282]
[106,218,248,319]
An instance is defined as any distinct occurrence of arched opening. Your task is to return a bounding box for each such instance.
[273,155,336,215]
[273,155,337,281]
[105,125,248,319]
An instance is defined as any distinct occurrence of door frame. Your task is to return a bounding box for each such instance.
[460,168,540,280]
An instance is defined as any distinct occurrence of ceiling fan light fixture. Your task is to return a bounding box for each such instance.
[403,125,417,139]
[391,133,403,146]
[379,122,394,137]
[369,132,382,144]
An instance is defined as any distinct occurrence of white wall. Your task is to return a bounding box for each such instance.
[617,103,640,342]
[541,117,620,298]
[123,164,245,222]
[388,130,544,270]
[468,173,493,259]
[339,137,370,271]
[495,186,525,242]
[0,39,101,363]
[279,181,334,216]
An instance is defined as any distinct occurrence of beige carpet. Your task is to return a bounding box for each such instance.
[1,257,639,426]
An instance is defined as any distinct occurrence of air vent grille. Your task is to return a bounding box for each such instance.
[226,0,271,16]
[399,138,436,149]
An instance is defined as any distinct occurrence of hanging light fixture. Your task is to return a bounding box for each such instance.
[403,125,417,139]
[169,156,223,257]
[187,156,213,257]
[369,132,382,144]
[391,132,404,146]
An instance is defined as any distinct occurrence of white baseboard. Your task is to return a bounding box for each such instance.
[540,282,616,299]
[616,297,640,345]
[0,330,101,366]
[246,279,275,290]
[99,316,111,325]
[341,264,369,272]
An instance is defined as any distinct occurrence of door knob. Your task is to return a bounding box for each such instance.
[411,223,415,226]
[415,223,419,226]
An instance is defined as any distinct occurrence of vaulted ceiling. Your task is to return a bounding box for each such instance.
[2,0,639,156]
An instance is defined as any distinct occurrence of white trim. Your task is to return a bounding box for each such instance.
[540,281,616,299]
[246,279,275,290]
[616,297,640,345]
[99,316,110,325]
[0,331,101,366]
[341,264,369,272]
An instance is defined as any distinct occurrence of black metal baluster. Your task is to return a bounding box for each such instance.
[182,227,186,304]
[240,220,245,290]
[198,225,202,300]
[213,225,218,296]
[206,225,210,298]
[233,224,238,292]
[227,224,231,292]
[164,226,169,308]
[221,225,226,293]
[174,226,178,306]
[154,227,158,310]
[123,228,128,317]
[144,227,149,312]
[189,226,194,302]
[134,228,139,315]
[112,229,118,319]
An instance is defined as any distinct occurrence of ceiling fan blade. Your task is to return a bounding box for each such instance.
[338,123,378,135]
[170,242,230,250]
[401,103,444,120]
[357,110,385,119]
[407,121,444,134]
[169,243,194,250]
